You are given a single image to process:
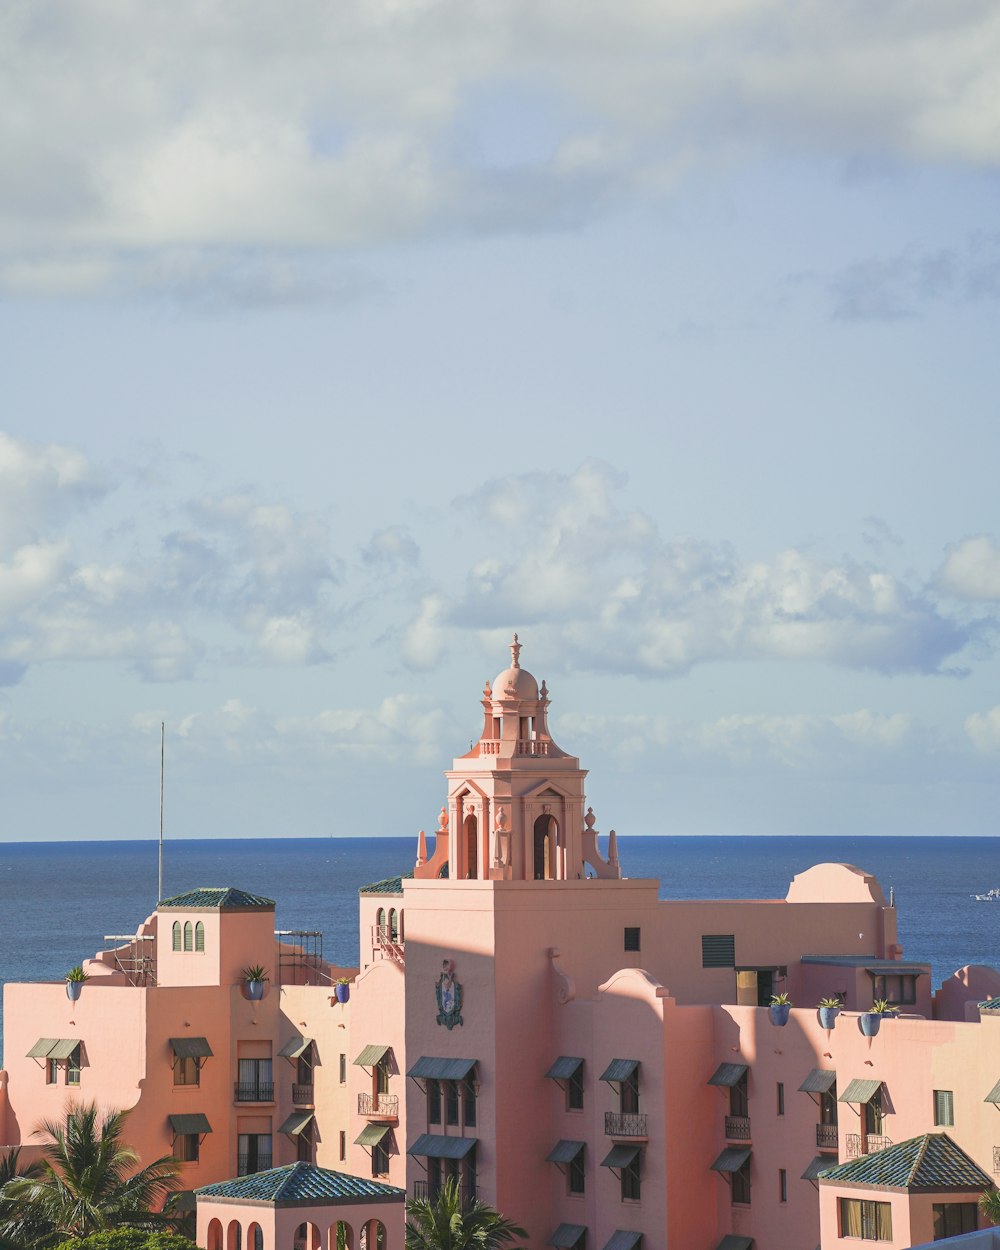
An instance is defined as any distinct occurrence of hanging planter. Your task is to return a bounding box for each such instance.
[859,1012,881,1037]
[65,966,89,1002]
[769,993,791,1026]
[818,998,841,1029]
[242,965,269,1001]
[334,978,351,1004]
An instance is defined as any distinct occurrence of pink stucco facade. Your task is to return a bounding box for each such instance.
[3,636,1000,1248]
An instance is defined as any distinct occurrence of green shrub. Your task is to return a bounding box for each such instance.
[54,1232,198,1250]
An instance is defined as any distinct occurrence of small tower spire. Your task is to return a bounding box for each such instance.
[510,632,521,669]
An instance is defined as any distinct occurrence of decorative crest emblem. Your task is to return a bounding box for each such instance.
[435,959,464,1030]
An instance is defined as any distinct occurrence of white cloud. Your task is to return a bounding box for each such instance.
[966,706,1000,754]
[402,593,447,671]
[938,535,1000,601]
[437,462,973,678]
[3,3,1000,294]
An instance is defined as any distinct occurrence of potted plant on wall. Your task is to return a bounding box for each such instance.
[65,965,90,1002]
[860,998,898,1037]
[242,965,269,1001]
[818,996,842,1029]
[769,992,792,1026]
[334,976,351,1005]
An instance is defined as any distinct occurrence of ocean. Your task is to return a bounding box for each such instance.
[2,834,999,1065]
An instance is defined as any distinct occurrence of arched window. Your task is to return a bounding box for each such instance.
[183,921,193,952]
[171,922,181,952]
[398,910,405,943]
[533,814,557,880]
[247,1226,263,1250]
[206,1219,224,1250]
[360,1220,386,1250]
[331,1222,354,1250]
[464,813,478,879]
[376,908,386,938]
[195,921,205,952]
[226,1220,242,1250]
[388,909,398,943]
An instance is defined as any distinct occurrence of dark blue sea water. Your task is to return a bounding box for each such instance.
[2,835,999,1065]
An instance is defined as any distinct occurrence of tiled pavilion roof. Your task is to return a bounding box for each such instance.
[818,1133,993,1190]
[196,1162,405,1204]
[159,887,276,910]
[359,873,413,895]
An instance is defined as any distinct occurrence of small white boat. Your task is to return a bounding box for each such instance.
[972,888,1000,901]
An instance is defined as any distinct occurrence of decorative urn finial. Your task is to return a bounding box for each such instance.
[510,632,521,669]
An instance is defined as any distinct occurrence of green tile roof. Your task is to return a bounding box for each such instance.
[159,887,276,910]
[979,999,1000,1011]
[818,1133,994,1191]
[359,873,413,895]
[196,1162,404,1204]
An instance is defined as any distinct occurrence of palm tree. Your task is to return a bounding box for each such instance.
[0,1146,47,1250]
[980,1187,1000,1225]
[2,1103,180,1245]
[405,1178,527,1250]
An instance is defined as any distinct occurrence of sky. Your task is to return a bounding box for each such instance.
[1,1,999,842]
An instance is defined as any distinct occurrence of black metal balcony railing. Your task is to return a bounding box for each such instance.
[234,1082,274,1103]
[846,1132,892,1159]
[292,1083,314,1105]
[725,1115,751,1141]
[412,1180,478,1209]
[359,1092,399,1118]
[816,1122,839,1149]
[237,1153,272,1176]
[605,1111,648,1137]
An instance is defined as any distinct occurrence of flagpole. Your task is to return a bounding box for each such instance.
[158,722,164,903]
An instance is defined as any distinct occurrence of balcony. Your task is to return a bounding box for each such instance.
[292,1083,314,1106]
[816,1122,839,1150]
[359,1092,399,1119]
[846,1132,892,1159]
[237,1153,272,1176]
[605,1111,648,1138]
[725,1115,751,1141]
[234,1082,274,1103]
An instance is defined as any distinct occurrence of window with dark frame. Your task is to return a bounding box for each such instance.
[567,1065,584,1111]
[621,1151,641,1201]
[620,1068,640,1115]
[173,1055,200,1087]
[339,1130,346,1161]
[776,1082,784,1116]
[372,1139,389,1177]
[933,1089,955,1127]
[462,1073,477,1127]
[46,1058,57,1085]
[863,1087,884,1137]
[624,927,640,952]
[339,1053,347,1084]
[445,1079,460,1126]
[66,1045,81,1086]
[730,1071,748,1120]
[872,973,917,1006]
[428,1079,442,1125]
[779,1168,787,1203]
[838,1197,892,1240]
[732,1157,751,1206]
[174,1132,200,1163]
[933,1202,978,1238]
[568,1150,585,1195]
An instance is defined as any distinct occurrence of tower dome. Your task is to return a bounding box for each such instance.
[492,633,540,703]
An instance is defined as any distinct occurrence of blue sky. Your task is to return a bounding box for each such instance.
[1,1,999,841]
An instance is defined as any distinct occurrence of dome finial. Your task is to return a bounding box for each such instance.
[510,632,521,669]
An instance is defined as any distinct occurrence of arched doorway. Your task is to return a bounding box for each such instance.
[331,1221,354,1250]
[360,1221,386,1250]
[463,813,478,879]
[294,1222,321,1250]
[533,814,557,880]
[207,1220,223,1250]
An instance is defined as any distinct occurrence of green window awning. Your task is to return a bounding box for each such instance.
[801,1156,833,1182]
[546,1056,584,1081]
[47,1039,80,1060]
[169,1114,212,1136]
[170,1037,213,1060]
[355,1123,392,1147]
[711,1147,752,1174]
[716,1238,754,1250]
[280,1112,315,1138]
[278,1036,313,1060]
[549,1226,587,1248]
[26,1038,58,1059]
[603,1233,642,1250]
[799,1069,837,1094]
[354,1044,391,1067]
[408,1133,477,1160]
[601,1144,641,1169]
[839,1079,882,1104]
[546,1140,585,1165]
[600,1059,639,1084]
[708,1063,748,1088]
[985,1078,1000,1105]
[407,1057,477,1081]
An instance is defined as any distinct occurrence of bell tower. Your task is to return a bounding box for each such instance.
[414,635,621,882]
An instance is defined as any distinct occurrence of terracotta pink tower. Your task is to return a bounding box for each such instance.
[414,634,621,883]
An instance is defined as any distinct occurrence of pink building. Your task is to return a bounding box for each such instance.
[3,635,1000,1249]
